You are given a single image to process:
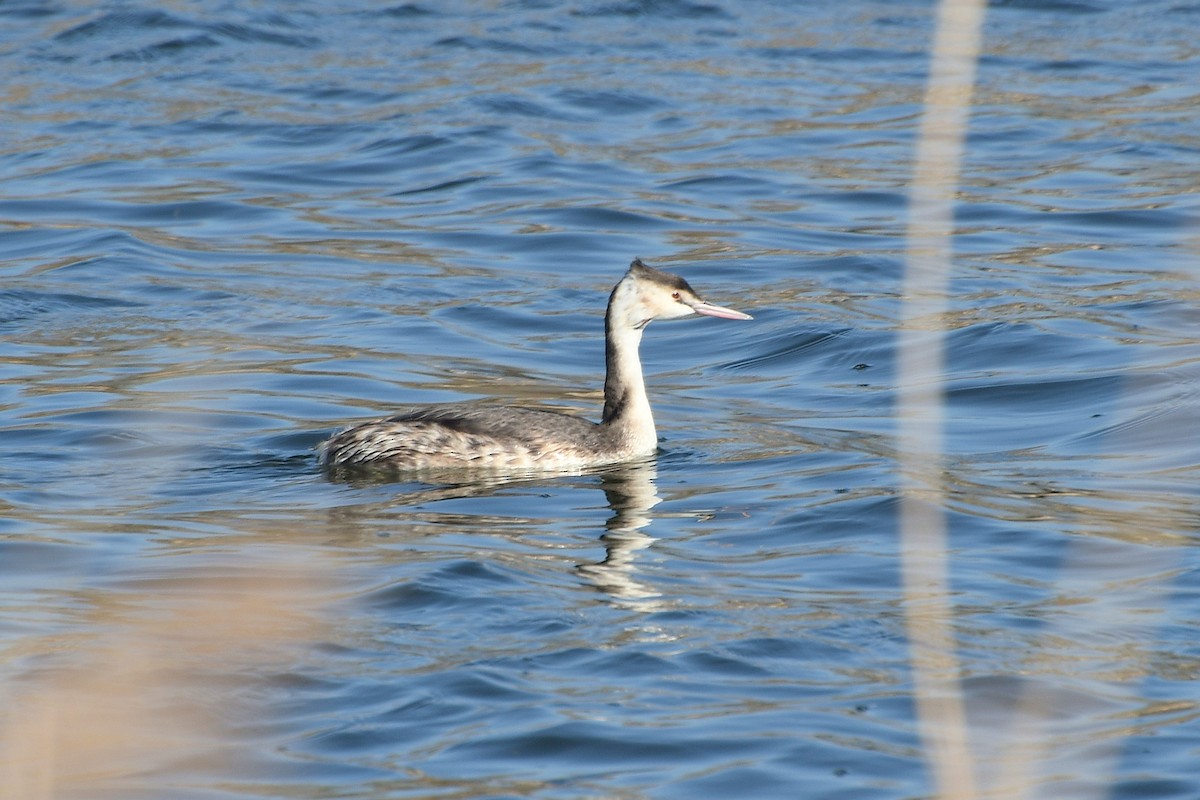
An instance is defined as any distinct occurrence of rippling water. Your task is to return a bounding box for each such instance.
[2,1,1198,798]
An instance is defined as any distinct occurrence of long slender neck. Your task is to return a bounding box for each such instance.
[601,311,656,451]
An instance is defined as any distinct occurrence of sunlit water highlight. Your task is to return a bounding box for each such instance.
[1,2,1198,798]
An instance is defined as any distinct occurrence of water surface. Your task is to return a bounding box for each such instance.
[1,1,1198,798]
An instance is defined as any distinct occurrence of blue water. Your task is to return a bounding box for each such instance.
[2,1,1198,798]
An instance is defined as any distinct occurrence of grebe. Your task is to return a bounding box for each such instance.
[319,258,752,473]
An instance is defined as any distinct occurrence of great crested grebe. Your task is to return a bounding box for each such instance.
[319,258,752,473]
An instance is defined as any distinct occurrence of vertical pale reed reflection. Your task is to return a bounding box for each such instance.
[0,548,334,800]
[899,1,987,799]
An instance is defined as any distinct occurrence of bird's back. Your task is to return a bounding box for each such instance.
[319,404,627,473]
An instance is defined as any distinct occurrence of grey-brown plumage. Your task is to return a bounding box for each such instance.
[318,259,752,474]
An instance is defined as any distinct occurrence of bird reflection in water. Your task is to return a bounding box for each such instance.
[324,457,668,607]
[576,458,663,605]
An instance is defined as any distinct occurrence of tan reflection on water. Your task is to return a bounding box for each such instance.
[0,548,334,800]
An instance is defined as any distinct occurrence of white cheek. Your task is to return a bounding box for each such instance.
[651,297,678,316]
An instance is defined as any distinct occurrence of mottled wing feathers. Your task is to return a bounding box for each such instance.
[319,405,609,471]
